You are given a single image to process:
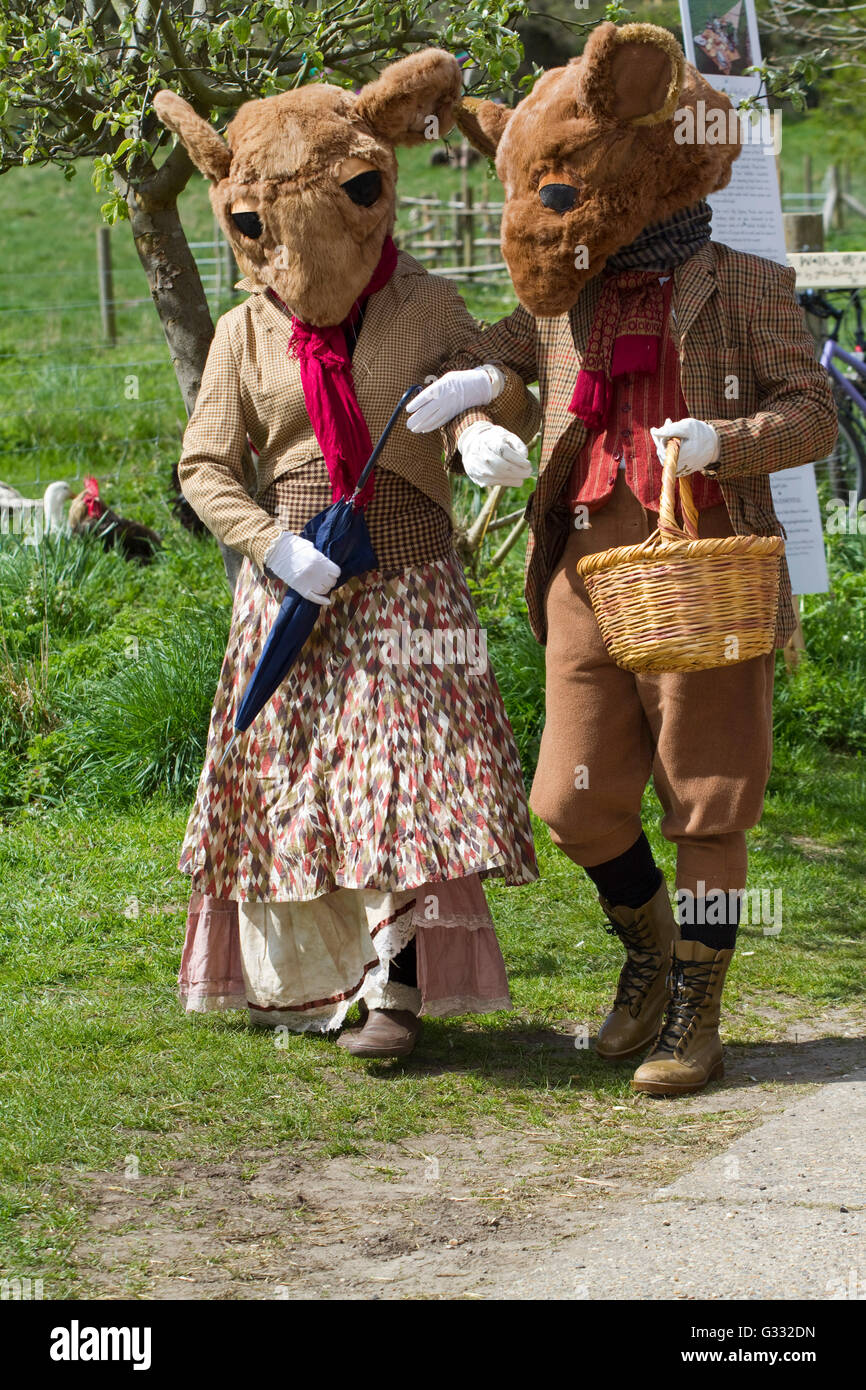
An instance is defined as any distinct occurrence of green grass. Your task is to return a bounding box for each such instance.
[0,742,862,1294]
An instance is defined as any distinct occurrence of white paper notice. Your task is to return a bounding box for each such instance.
[678,2,787,264]
[706,107,787,266]
[769,465,830,594]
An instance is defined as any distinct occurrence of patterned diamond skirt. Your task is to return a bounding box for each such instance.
[177,547,538,1026]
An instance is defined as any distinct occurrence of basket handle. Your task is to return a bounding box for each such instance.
[658,438,699,542]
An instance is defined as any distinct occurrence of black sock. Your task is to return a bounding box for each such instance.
[388,936,417,988]
[583,832,663,910]
[679,892,740,951]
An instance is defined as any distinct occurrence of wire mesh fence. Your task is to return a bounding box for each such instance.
[0,220,237,494]
[0,196,514,497]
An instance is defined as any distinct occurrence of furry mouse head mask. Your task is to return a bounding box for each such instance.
[154,50,462,325]
[457,22,741,317]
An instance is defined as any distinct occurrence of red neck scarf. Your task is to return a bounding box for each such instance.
[569,270,667,431]
[277,236,398,508]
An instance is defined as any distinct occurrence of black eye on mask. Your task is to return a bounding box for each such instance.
[539,183,578,214]
[231,210,263,239]
[341,169,382,207]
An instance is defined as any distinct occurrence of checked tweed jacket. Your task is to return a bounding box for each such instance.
[448,242,838,644]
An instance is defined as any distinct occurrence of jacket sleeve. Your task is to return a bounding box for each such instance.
[431,282,541,465]
[177,315,283,571]
[706,265,838,482]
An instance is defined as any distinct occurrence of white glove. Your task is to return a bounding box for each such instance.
[650,417,720,476]
[405,365,505,433]
[457,420,533,488]
[264,532,340,605]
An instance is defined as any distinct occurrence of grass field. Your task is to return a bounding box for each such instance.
[0,140,864,1297]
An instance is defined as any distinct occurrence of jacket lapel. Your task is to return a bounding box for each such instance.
[235,259,422,376]
[536,275,603,490]
[569,273,604,361]
[351,254,424,388]
[239,277,291,338]
[672,242,718,345]
[537,249,718,477]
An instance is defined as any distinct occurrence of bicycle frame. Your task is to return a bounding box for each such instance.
[821,339,866,417]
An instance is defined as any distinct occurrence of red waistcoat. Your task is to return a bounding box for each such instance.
[568,279,724,514]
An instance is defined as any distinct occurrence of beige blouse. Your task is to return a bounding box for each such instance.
[177,251,540,572]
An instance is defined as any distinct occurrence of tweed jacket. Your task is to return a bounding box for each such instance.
[447,242,838,644]
[177,251,540,573]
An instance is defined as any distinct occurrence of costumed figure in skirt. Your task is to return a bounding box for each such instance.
[439,23,836,1092]
[154,50,540,1059]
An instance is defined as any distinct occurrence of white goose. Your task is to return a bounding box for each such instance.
[0,480,72,542]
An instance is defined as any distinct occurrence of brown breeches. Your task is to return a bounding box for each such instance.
[530,476,776,894]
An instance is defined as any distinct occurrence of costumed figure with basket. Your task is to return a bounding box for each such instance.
[435,22,837,1093]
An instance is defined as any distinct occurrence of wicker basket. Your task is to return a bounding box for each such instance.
[575,439,785,673]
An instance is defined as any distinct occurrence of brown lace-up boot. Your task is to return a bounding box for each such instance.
[596,879,679,1060]
[632,940,734,1095]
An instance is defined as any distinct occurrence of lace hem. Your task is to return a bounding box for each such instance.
[420,993,512,1018]
[180,989,247,1013]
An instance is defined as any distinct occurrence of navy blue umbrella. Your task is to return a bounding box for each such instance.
[220,384,422,766]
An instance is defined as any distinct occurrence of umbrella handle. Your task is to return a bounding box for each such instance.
[350,384,424,505]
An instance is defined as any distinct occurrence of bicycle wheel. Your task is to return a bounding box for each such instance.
[812,393,866,506]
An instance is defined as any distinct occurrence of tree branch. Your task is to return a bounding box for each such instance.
[157,8,245,106]
[489,516,527,569]
[138,138,195,207]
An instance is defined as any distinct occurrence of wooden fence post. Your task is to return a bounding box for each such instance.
[783,599,807,672]
[784,213,824,353]
[96,225,116,346]
[461,185,474,271]
[831,163,845,230]
[783,212,824,255]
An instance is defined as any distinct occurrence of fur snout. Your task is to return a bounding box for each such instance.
[215,161,396,325]
[502,194,610,318]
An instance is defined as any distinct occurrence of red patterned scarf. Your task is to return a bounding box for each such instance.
[569,270,665,430]
[569,200,712,430]
[274,235,398,508]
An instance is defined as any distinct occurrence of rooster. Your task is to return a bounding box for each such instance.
[68,476,161,564]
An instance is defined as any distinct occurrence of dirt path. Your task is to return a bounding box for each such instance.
[69,1009,865,1300]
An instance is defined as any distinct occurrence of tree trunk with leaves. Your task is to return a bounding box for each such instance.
[128,145,213,415]
[0,0,527,591]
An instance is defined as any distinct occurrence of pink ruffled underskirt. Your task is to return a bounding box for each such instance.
[179,874,511,1023]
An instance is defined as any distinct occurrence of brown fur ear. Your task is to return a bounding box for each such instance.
[455,97,513,158]
[153,90,232,182]
[356,49,463,146]
[577,22,684,127]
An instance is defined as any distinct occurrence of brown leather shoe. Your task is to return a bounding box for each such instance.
[632,940,733,1096]
[596,879,679,1060]
[337,1008,420,1058]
